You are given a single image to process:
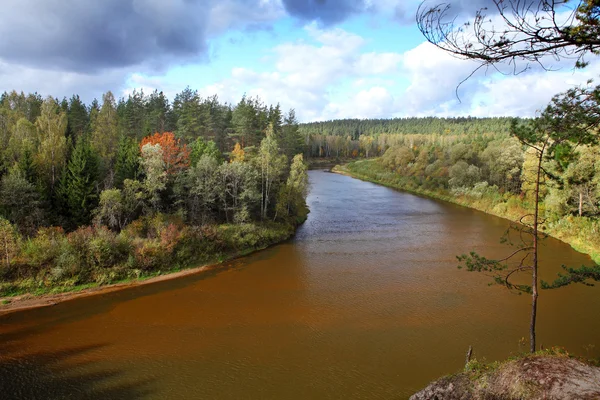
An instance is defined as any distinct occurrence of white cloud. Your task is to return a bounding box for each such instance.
[189,24,407,121]
[324,86,396,119]
[120,20,600,123]
[396,42,600,117]
[0,60,129,101]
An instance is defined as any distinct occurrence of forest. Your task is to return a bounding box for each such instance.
[299,117,516,158]
[0,89,308,296]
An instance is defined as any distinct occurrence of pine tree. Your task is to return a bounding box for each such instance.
[68,95,89,140]
[281,109,304,161]
[59,136,100,227]
[114,135,140,188]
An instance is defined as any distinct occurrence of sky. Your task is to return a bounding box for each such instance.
[0,0,598,122]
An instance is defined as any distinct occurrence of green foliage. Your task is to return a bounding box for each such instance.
[189,137,222,166]
[140,143,167,212]
[0,217,19,269]
[542,264,600,289]
[91,91,119,167]
[114,135,140,188]
[0,213,297,296]
[95,189,125,231]
[58,136,100,228]
[0,166,44,235]
[35,97,68,192]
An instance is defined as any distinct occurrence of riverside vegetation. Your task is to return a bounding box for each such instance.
[0,90,308,297]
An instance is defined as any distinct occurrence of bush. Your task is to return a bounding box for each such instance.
[134,239,169,271]
[23,227,67,269]
[87,227,130,269]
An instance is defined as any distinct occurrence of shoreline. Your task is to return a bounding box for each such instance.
[333,162,600,264]
[0,240,288,317]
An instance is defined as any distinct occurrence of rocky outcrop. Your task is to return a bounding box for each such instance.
[411,355,600,400]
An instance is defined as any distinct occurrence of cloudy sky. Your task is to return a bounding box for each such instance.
[0,0,598,121]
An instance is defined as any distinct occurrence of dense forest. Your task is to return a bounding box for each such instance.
[0,89,308,295]
[299,117,517,158]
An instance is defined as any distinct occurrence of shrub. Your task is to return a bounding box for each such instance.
[87,226,131,269]
[134,239,169,271]
[23,227,67,268]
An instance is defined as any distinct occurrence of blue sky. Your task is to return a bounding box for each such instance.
[1,0,598,122]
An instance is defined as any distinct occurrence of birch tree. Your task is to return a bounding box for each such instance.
[36,97,67,192]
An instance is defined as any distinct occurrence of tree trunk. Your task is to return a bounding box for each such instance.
[530,144,545,353]
[579,190,583,217]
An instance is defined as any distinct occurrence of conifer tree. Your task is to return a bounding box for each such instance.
[114,135,140,188]
[59,136,100,227]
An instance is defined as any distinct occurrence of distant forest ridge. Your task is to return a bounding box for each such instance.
[299,117,524,139]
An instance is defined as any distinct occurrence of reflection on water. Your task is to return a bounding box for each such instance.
[1,170,598,399]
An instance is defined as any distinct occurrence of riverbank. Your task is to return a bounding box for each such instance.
[306,156,356,170]
[333,160,600,264]
[0,218,302,315]
[410,350,600,399]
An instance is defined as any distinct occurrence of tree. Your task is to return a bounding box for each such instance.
[184,155,220,225]
[140,132,190,176]
[140,143,167,212]
[481,138,523,193]
[562,146,599,216]
[173,87,205,142]
[36,97,68,193]
[457,89,600,353]
[0,217,18,269]
[7,118,37,165]
[218,160,260,223]
[58,136,100,227]
[276,154,309,220]
[95,189,125,231]
[145,90,172,135]
[449,160,481,189]
[417,0,600,71]
[258,125,287,220]
[68,94,89,140]
[416,0,600,353]
[189,137,222,166]
[231,142,245,163]
[114,135,140,188]
[0,166,44,235]
[91,91,119,185]
[359,135,374,158]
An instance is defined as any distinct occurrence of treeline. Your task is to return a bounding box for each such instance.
[0,89,308,295]
[299,117,517,158]
[373,133,600,220]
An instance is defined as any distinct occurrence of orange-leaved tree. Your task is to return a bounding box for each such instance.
[140,132,190,175]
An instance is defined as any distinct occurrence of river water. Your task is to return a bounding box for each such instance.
[1,170,598,399]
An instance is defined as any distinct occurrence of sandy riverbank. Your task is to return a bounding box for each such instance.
[0,263,219,317]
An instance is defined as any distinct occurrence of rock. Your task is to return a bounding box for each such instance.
[410,355,600,400]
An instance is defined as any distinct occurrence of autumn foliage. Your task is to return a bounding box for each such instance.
[140,132,190,175]
[231,142,245,162]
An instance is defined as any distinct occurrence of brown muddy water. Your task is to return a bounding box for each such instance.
[1,170,598,399]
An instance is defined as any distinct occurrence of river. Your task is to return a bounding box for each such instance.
[1,170,598,399]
